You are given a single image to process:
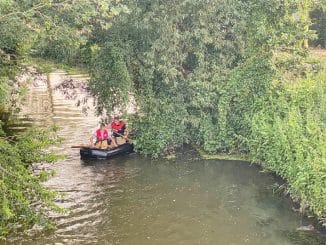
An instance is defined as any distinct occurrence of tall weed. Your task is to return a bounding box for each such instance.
[249,75,326,217]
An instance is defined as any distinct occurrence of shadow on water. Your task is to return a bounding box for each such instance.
[2,71,325,245]
[283,231,326,245]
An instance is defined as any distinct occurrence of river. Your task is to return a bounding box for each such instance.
[3,71,325,245]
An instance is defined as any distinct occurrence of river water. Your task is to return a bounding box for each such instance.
[4,71,325,245]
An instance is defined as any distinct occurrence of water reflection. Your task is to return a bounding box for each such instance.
[3,71,325,245]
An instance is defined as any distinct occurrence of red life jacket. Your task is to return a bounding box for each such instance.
[111,120,125,132]
[96,129,108,141]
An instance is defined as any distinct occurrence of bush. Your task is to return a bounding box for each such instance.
[0,127,62,239]
[248,75,326,217]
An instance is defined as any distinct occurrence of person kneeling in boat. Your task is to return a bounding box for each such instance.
[89,123,112,149]
[110,116,129,146]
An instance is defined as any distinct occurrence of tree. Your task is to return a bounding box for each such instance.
[0,0,125,238]
[0,0,127,119]
[89,0,311,155]
[0,127,62,239]
[310,8,326,47]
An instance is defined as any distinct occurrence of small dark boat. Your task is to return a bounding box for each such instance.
[80,143,134,159]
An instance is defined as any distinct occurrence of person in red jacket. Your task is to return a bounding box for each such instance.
[90,123,110,148]
[110,116,129,147]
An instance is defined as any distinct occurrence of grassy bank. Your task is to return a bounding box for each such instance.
[198,50,326,220]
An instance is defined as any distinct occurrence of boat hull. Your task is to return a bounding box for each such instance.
[80,143,134,159]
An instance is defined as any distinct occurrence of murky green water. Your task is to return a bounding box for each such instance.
[8,155,325,245]
[3,71,325,245]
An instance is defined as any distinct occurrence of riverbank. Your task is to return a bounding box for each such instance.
[197,146,326,229]
[1,62,325,243]
[195,49,326,229]
[196,148,249,161]
[197,50,326,230]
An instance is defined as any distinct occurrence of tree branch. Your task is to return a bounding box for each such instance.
[0,0,73,21]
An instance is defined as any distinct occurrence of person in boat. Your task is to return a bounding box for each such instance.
[110,116,129,146]
[90,123,111,149]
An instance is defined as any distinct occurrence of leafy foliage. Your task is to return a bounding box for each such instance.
[0,0,324,236]
[87,0,325,219]
[0,127,62,239]
[0,0,126,106]
[310,8,326,47]
[89,43,132,114]
[0,2,77,238]
[248,73,326,216]
[89,0,311,154]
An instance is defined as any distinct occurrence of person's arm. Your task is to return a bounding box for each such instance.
[106,124,112,138]
[89,133,96,145]
[124,126,129,138]
[89,135,93,145]
[120,123,128,138]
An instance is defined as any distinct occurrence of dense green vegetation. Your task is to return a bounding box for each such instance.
[86,0,326,218]
[0,0,325,238]
[249,66,326,217]
[0,127,62,238]
[87,0,315,154]
[0,0,99,239]
[310,6,326,47]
